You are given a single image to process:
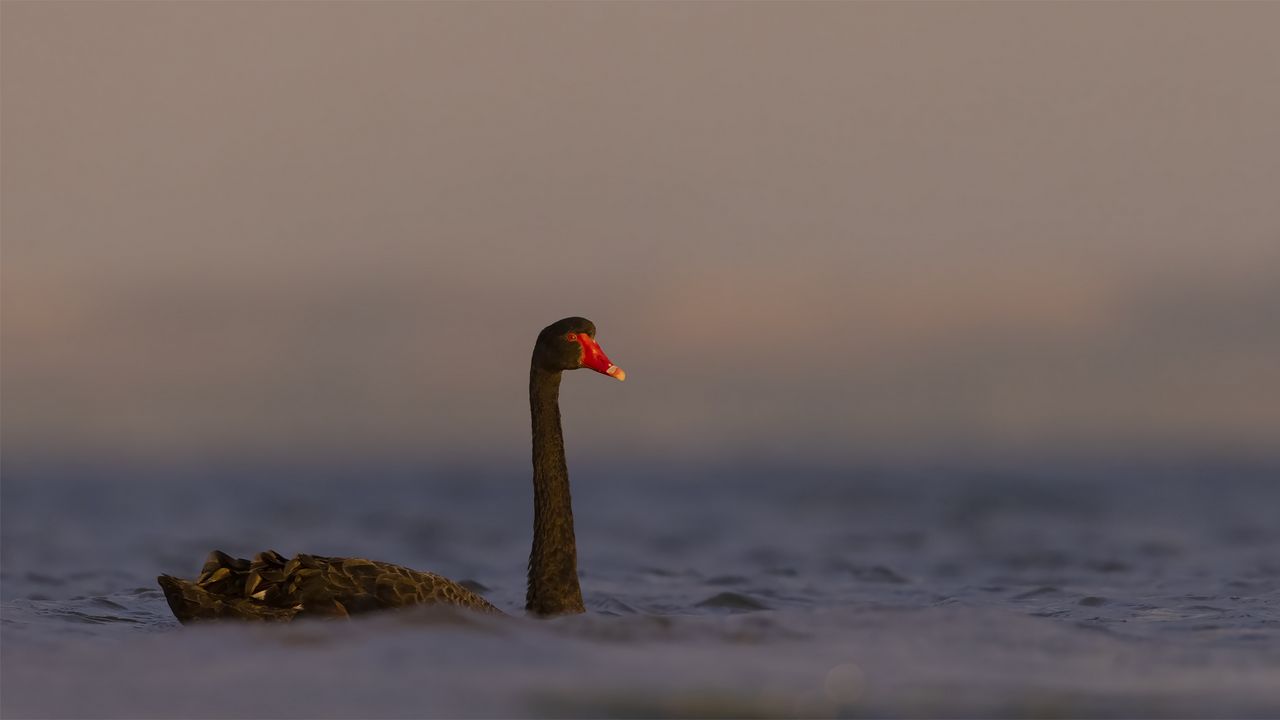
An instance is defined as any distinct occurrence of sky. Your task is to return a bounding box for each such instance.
[3,2,1279,468]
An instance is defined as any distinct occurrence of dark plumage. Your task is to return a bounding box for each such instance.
[158,317,624,622]
[158,550,497,622]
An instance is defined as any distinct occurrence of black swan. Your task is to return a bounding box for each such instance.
[157,317,625,621]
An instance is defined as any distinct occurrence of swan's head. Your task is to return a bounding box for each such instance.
[534,317,626,381]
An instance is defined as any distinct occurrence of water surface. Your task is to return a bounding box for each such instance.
[3,460,1278,717]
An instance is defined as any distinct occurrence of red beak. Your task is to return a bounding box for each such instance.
[575,335,626,381]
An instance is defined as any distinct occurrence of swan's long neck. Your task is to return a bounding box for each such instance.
[526,365,586,615]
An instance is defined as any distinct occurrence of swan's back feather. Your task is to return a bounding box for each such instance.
[158,550,500,623]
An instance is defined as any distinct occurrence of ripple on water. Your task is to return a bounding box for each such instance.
[695,592,771,612]
[458,579,489,593]
[705,574,749,586]
[590,596,639,615]
[848,564,910,584]
[824,558,911,584]
[1088,559,1132,574]
[23,573,65,587]
[1012,586,1062,600]
[43,609,144,626]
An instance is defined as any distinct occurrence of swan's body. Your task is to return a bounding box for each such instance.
[157,317,624,622]
[158,550,499,621]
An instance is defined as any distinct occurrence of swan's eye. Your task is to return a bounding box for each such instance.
[566,333,577,341]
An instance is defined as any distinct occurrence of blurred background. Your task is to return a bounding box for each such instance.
[4,2,1279,470]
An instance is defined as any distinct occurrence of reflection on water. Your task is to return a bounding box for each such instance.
[3,460,1279,717]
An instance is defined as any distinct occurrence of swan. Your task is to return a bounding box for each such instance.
[157,317,624,621]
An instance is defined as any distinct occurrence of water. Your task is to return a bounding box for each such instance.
[3,458,1279,718]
